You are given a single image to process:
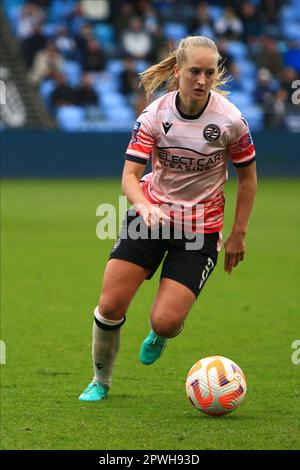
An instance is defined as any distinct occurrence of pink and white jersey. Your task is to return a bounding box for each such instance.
[125,90,255,233]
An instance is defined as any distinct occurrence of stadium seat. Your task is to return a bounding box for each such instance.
[104,104,135,123]
[62,61,82,87]
[93,24,115,50]
[284,49,300,72]
[281,4,300,22]
[48,0,77,23]
[163,22,188,42]
[106,60,123,89]
[227,41,248,60]
[281,6,296,22]
[291,0,300,8]
[242,77,256,94]
[135,60,150,74]
[193,24,215,40]
[3,0,24,31]
[229,91,254,109]
[209,5,224,22]
[93,75,119,96]
[243,105,264,131]
[238,59,256,79]
[106,60,124,76]
[100,91,127,110]
[42,23,64,38]
[39,79,56,110]
[282,22,300,42]
[56,105,85,131]
[3,0,24,12]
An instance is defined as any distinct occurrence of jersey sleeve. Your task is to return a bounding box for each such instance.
[227,113,256,167]
[125,110,155,165]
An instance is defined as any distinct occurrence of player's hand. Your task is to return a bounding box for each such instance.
[136,203,170,228]
[224,231,245,274]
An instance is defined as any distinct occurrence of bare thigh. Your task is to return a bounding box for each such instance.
[98,259,151,320]
[150,278,196,338]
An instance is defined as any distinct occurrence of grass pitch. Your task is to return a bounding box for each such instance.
[1,178,300,450]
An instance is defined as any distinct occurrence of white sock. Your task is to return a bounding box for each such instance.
[92,307,124,388]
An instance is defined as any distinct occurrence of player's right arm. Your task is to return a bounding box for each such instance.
[122,160,168,227]
[122,110,168,227]
[121,159,150,211]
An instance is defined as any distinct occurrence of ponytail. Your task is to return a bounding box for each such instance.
[139,50,178,97]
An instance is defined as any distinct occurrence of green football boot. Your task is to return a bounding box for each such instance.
[140,330,167,365]
[78,382,109,402]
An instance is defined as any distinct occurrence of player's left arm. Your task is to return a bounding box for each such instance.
[224,161,257,274]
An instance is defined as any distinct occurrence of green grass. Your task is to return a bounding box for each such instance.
[1,178,300,450]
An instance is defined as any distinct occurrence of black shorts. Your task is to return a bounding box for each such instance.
[109,211,219,298]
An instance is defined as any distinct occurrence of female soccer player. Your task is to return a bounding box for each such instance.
[79,36,257,401]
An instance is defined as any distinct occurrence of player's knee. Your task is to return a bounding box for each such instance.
[99,295,127,320]
[151,317,182,339]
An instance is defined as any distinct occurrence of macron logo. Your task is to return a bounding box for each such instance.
[162,122,172,135]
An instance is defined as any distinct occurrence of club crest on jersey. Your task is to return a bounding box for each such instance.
[131,121,141,144]
[203,124,221,142]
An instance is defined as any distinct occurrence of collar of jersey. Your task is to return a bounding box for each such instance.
[174,91,211,120]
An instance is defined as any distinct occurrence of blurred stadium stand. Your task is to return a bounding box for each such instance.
[0,0,299,133]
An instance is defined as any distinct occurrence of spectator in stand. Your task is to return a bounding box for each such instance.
[267,88,289,129]
[150,25,170,63]
[228,63,243,91]
[120,56,140,106]
[189,2,215,39]
[16,1,45,40]
[260,0,281,38]
[279,66,299,102]
[21,24,47,67]
[214,5,243,40]
[82,38,107,73]
[54,25,78,61]
[75,73,103,121]
[51,72,76,109]
[217,38,234,73]
[255,67,277,106]
[69,3,86,36]
[76,73,99,107]
[28,41,64,85]
[253,36,283,78]
[75,23,94,58]
[112,1,137,37]
[136,0,160,34]
[120,16,153,60]
[254,67,295,130]
[80,0,110,22]
[238,1,262,43]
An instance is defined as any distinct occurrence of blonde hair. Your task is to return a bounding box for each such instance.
[139,36,230,97]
